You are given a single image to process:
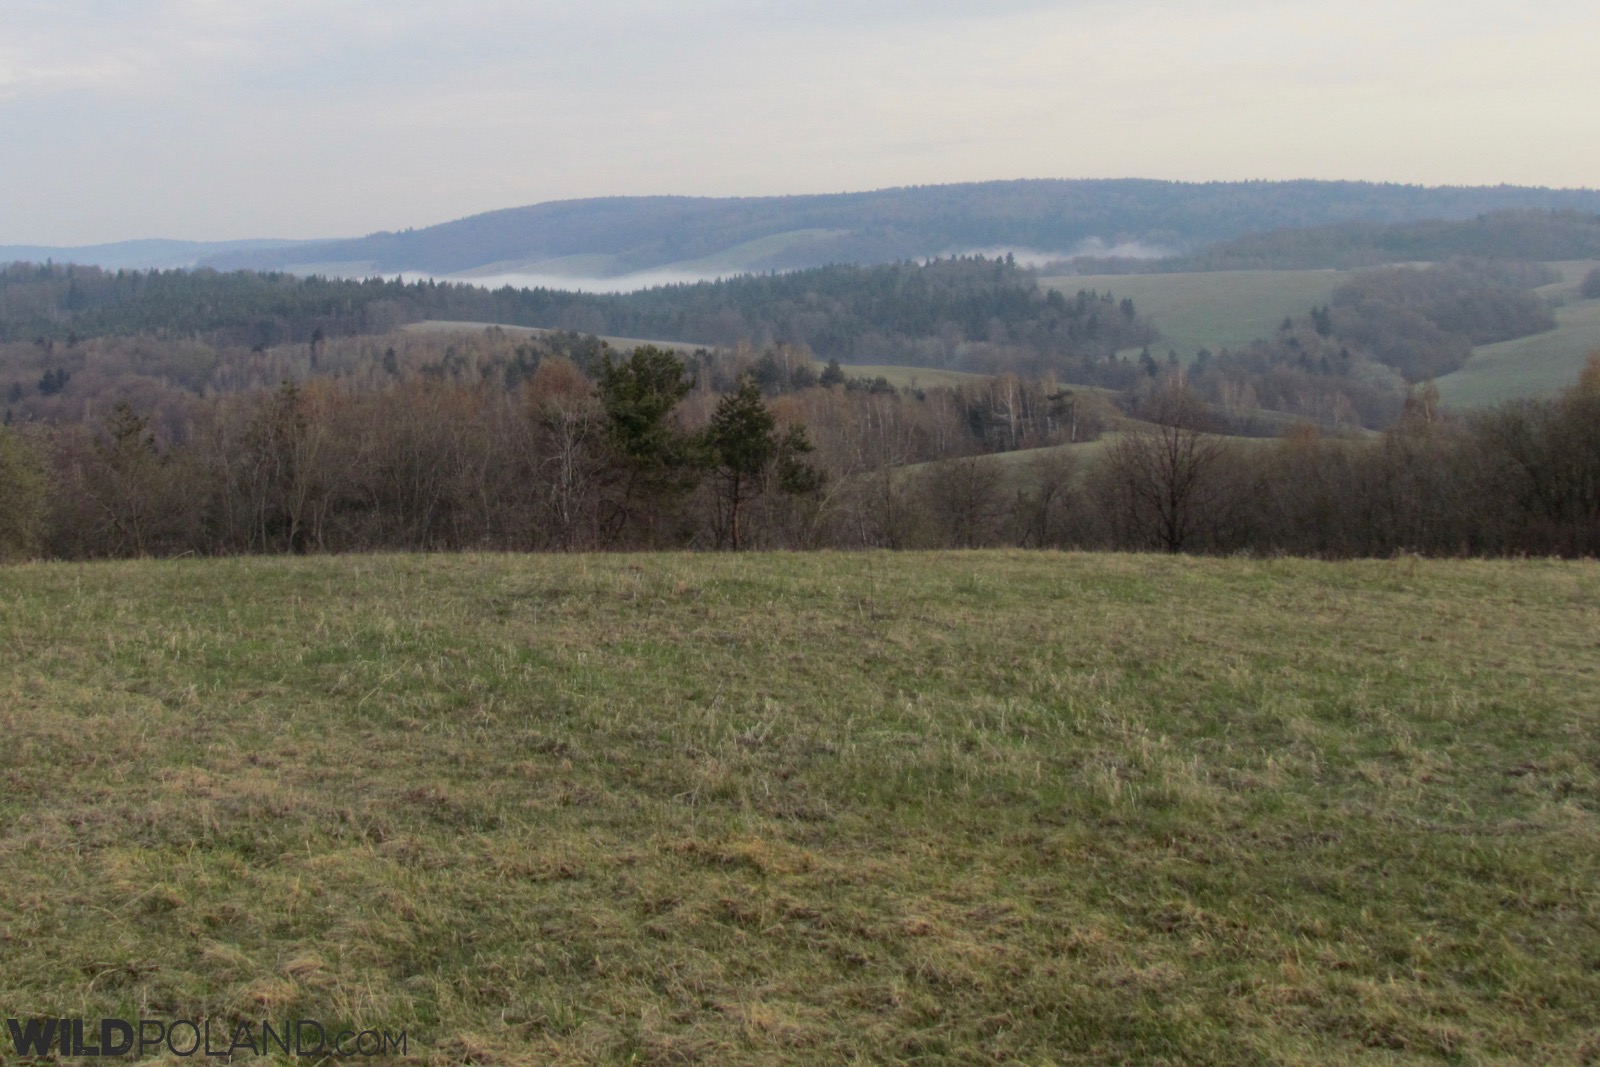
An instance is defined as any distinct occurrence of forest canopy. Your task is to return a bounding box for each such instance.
[0,257,1155,372]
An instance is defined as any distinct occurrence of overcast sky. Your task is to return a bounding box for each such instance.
[2,0,1596,246]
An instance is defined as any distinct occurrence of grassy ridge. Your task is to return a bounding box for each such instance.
[2,553,1598,1065]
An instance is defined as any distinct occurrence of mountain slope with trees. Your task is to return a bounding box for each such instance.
[1082,210,1600,273]
[190,181,1600,278]
[0,257,1156,377]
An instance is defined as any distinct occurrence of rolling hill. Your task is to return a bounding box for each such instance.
[0,237,315,271]
[1152,211,1600,273]
[183,180,1600,283]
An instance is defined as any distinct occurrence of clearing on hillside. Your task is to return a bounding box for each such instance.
[406,319,707,356]
[1037,269,1351,360]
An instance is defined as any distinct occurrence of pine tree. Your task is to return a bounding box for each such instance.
[705,375,821,549]
[596,346,698,543]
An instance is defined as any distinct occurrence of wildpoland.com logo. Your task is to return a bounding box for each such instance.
[5,1017,408,1058]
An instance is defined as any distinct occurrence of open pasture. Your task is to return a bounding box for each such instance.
[406,320,707,357]
[1437,281,1600,408]
[1,552,1597,1064]
[1038,269,1351,360]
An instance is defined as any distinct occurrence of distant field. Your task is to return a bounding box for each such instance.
[407,320,707,356]
[1530,259,1600,302]
[835,363,989,388]
[910,427,1284,497]
[1038,269,1351,359]
[896,434,1122,495]
[1436,283,1600,408]
[4,552,1597,1065]
[1036,262,1600,409]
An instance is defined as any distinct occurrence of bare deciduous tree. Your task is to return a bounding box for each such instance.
[1093,388,1234,553]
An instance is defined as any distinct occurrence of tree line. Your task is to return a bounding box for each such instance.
[0,345,827,559]
[3,255,1567,437]
[2,343,1597,561]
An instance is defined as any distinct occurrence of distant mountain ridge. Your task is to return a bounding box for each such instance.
[0,238,312,272]
[194,180,1600,280]
[8,180,1600,281]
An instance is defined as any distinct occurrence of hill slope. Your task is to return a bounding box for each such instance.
[1151,211,1600,273]
[1436,261,1600,406]
[1039,269,1352,358]
[192,180,1600,281]
[0,237,316,271]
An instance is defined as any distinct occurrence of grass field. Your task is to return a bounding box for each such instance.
[406,321,707,357]
[1436,264,1600,409]
[1037,270,1351,360]
[3,553,1598,1065]
[835,364,991,389]
[1528,260,1600,302]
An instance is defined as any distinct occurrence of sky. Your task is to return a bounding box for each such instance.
[2,0,1597,247]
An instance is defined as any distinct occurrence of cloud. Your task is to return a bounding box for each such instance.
[1,0,1596,244]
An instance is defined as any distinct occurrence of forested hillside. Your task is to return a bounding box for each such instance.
[0,237,314,272]
[1076,210,1600,273]
[0,258,1156,376]
[0,249,1573,437]
[194,180,1600,278]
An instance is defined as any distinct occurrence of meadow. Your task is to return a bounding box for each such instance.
[405,321,707,357]
[1040,263,1600,409]
[1436,261,1600,408]
[1037,270,1352,360]
[2,552,1597,1065]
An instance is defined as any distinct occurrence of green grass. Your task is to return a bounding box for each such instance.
[3,553,1599,1065]
[1038,270,1352,359]
[1436,264,1600,408]
[407,320,707,356]
[1528,260,1599,302]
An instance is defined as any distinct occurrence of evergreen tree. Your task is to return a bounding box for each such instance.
[706,374,821,549]
[596,346,698,543]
